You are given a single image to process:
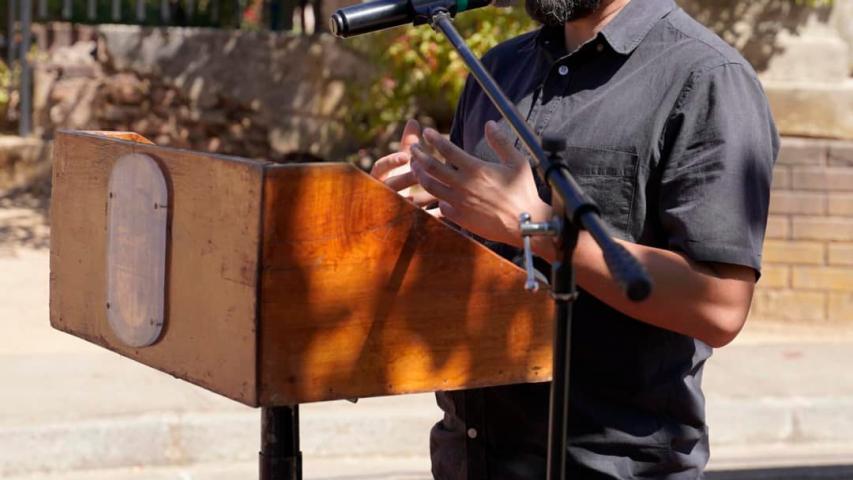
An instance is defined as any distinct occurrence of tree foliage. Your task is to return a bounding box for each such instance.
[344,7,536,152]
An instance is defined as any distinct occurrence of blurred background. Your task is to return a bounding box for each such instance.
[1,0,852,478]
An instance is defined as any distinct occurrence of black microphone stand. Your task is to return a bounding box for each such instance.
[415,6,653,480]
[266,4,654,480]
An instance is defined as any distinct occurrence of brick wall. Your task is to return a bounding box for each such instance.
[751,138,853,324]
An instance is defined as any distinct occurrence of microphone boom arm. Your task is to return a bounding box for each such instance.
[330,0,488,37]
[421,10,653,480]
[428,10,651,302]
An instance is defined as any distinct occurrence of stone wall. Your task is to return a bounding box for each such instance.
[752,138,853,324]
[27,1,853,162]
[31,23,371,162]
[679,0,853,140]
[0,137,50,194]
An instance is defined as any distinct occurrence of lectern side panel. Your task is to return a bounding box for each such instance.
[258,163,554,405]
[50,131,263,405]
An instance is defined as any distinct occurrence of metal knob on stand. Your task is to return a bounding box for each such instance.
[519,212,560,292]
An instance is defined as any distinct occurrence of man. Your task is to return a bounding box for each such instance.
[371,0,778,477]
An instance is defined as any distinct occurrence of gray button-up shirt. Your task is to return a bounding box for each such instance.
[430,0,779,478]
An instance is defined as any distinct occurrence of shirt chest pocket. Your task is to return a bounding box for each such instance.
[560,145,639,237]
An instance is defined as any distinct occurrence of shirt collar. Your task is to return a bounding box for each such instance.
[599,0,677,55]
[531,0,678,57]
[531,24,566,59]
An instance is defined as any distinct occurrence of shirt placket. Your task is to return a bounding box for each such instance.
[534,59,572,137]
[527,57,573,204]
[461,52,575,480]
[463,389,488,480]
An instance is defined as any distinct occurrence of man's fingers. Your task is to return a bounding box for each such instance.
[418,175,459,204]
[372,119,422,182]
[411,156,460,203]
[400,119,422,151]
[422,128,478,170]
[384,171,418,192]
[409,190,438,207]
[437,201,459,222]
[484,120,526,168]
[371,152,409,180]
[411,144,460,186]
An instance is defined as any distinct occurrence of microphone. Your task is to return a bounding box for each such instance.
[329,0,513,38]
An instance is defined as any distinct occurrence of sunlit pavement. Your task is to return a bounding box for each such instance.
[3,206,853,479]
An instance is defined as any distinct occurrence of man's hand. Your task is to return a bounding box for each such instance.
[410,120,551,246]
[410,120,755,348]
[370,119,437,207]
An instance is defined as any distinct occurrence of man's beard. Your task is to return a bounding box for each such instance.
[524,0,601,26]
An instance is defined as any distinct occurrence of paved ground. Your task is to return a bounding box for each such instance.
[2,200,853,479]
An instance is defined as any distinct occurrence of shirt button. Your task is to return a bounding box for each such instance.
[557,65,569,76]
[596,43,604,52]
[467,428,478,439]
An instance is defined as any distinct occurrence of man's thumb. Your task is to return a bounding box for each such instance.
[484,120,524,167]
[401,119,422,151]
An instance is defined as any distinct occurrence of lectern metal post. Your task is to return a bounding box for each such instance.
[546,189,578,480]
[260,405,302,480]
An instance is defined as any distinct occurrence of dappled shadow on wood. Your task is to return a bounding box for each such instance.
[258,163,554,404]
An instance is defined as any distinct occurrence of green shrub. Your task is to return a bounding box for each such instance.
[0,60,10,120]
[0,62,9,100]
[344,7,536,155]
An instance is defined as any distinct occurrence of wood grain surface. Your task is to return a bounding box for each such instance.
[50,131,265,405]
[258,164,554,405]
[51,131,555,407]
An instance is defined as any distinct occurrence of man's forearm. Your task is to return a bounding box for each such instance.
[407,124,757,347]
[531,222,755,348]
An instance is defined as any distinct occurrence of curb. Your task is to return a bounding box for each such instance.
[707,396,853,447]
[4,394,853,477]
[0,402,438,477]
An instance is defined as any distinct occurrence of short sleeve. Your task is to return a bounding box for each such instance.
[659,62,779,275]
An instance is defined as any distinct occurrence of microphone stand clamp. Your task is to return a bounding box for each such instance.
[519,213,560,293]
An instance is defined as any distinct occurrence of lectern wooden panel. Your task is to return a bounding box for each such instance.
[50,130,554,407]
[51,131,264,404]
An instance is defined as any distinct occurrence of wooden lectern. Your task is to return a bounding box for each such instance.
[50,130,554,478]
